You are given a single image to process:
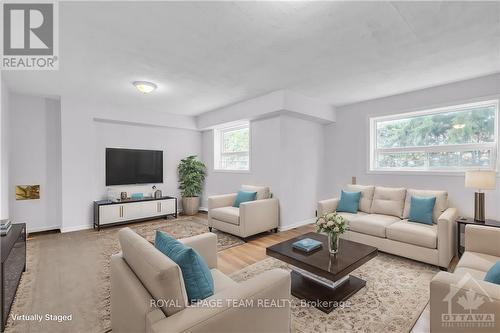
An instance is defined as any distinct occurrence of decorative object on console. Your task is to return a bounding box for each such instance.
[316,212,347,254]
[465,170,496,222]
[131,193,144,200]
[152,185,162,198]
[15,185,40,200]
[0,219,11,236]
[178,155,206,216]
[120,192,127,200]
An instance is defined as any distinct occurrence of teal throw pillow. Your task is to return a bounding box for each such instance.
[336,190,361,214]
[408,196,436,225]
[233,191,257,208]
[155,230,214,303]
[484,261,500,285]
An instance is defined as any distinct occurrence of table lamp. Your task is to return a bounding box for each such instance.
[465,170,497,222]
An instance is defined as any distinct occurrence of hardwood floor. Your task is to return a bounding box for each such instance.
[217,223,315,275]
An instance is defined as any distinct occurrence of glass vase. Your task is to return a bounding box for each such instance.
[328,232,340,254]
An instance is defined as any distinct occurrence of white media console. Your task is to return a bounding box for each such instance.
[93,196,177,230]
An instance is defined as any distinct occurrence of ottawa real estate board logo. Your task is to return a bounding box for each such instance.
[1,1,59,70]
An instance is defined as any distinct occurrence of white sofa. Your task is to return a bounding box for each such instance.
[111,228,291,333]
[208,185,279,238]
[318,185,458,269]
[430,225,500,332]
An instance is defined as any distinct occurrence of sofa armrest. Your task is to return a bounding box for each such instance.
[240,198,279,237]
[179,233,218,269]
[149,269,291,333]
[465,224,500,257]
[208,193,237,210]
[430,271,500,332]
[317,198,339,217]
[437,207,458,268]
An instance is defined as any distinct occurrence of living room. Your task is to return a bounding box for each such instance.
[0,1,499,333]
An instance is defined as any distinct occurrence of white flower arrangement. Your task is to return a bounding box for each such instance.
[315,212,347,235]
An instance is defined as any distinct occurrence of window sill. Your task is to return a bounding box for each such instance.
[212,169,251,174]
[367,169,499,177]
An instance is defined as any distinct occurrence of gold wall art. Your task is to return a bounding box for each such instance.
[16,185,40,200]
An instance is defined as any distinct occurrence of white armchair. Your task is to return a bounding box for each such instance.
[208,185,279,238]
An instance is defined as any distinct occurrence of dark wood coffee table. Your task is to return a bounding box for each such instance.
[266,232,377,313]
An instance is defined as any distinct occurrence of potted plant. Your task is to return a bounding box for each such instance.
[178,155,206,216]
[315,212,347,254]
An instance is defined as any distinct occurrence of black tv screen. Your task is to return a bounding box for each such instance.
[106,148,163,186]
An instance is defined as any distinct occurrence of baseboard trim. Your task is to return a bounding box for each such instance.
[61,224,92,233]
[278,218,315,232]
[27,225,61,234]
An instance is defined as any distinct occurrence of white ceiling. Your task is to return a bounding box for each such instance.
[3,1,500,115]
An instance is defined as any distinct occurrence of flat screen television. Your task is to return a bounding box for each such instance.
[106,148,163,186]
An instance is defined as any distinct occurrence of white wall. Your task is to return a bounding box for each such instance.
[60,98,202,232]
[323,73,500,220]
[279,116,324,228]
[8,93,62,232]
[94,120,202,202]
[202,115,324,229]
[0,75,10,220]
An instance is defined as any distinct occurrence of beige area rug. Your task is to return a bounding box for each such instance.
[5,216,244,333]
[230,254,438,333]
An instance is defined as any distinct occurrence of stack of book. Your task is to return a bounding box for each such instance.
[292,238,322,253]
[1,219,11,236]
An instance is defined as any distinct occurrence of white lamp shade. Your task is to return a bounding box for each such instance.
[465,170,497,190]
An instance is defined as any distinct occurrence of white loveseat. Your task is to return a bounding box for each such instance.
[318,185,458,269]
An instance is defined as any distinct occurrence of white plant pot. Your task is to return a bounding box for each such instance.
[182,197,200,216]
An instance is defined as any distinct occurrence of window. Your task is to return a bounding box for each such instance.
[214,123,250,171]
[370,100,498,172]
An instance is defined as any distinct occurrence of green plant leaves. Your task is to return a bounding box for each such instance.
[178,155,207,197]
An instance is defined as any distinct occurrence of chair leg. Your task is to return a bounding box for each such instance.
[274,227,278,233]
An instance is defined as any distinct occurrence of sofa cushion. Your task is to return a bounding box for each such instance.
[118,228,187,316]
[403,189,448,223]
[155,231,214,303]
[408,196,436,225]
[457,251,500,273]
[386,220,437,249]
[241,185,270,200]
[346,184,375,213]
[348,214,400,238]
[210,206,240,225]
[371,186,406,218]
[211,268,238,293]
[232,191,257,208]
[484,262,500,285]
[336,211,367,224]
[336,190,361,214]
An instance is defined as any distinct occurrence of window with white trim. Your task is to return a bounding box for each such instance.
[370,100,498,172]
[214,123,250,171]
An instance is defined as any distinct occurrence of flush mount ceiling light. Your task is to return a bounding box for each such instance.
[133,81,157,94]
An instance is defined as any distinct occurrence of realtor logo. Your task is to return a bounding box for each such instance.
[440,273,496,331]
[1,1,59,69]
